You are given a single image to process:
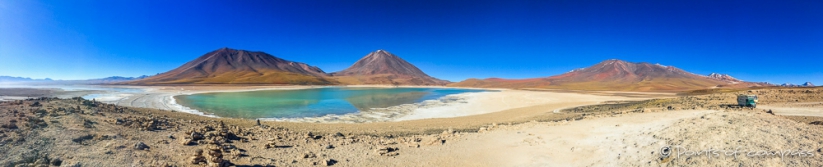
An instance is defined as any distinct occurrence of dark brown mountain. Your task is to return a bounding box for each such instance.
[450,59,766,91]
[125,48,335,85]
[331,50,450,85]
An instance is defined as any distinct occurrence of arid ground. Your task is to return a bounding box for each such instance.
[0,87,821,166]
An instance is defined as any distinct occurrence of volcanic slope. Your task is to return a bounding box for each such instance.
[332,50,450,85]
[126,48,335,85]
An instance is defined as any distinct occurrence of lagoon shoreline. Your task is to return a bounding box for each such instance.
[69,85,500,121]
[0,85,673,123]
[0,85,668,123]
[83,85,660,123]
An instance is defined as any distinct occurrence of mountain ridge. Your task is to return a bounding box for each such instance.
[449,59,768,91]
[779,82,815,87]
[707,73,742,82]
[123,48,447,85]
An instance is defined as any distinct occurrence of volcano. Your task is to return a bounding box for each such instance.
[331,50,450,85]
[126,48,335,85]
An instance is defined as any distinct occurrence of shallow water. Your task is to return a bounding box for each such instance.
[174,87,485,119]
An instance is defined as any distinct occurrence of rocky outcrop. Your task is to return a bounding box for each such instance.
[189,149,207,164]
[134,142,149,150]
[205,143,230,167]
[375,147,400,156]
[264,138,277,149]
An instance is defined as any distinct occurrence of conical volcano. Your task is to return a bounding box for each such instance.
[332,50,449,85]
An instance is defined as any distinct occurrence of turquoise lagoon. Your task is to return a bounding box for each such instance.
[173,87,487,119]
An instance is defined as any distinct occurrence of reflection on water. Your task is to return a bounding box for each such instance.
[174,87,484,119]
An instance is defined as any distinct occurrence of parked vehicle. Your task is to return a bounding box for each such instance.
[737,94,758,108]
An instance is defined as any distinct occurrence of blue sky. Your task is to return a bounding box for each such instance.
[0,0,821,84]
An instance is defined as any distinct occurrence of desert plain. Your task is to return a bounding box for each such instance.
[0,85,821,167]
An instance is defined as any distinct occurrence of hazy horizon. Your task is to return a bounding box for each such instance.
[1,0,821,84]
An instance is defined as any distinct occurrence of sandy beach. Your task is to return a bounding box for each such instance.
[394,90,655,121]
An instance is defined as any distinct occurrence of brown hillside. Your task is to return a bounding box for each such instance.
[125,48,335,85]
[449,59,767,91]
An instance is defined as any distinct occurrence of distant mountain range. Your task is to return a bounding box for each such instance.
[125,48,447,86]
[448,59,770,91]
[0,75,149,84]
[82,75,152,83]
[0,76,53,82]
[6,48,810,91]
[779,82,815,87]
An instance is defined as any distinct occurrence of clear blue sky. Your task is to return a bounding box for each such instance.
[1,0,821,84]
